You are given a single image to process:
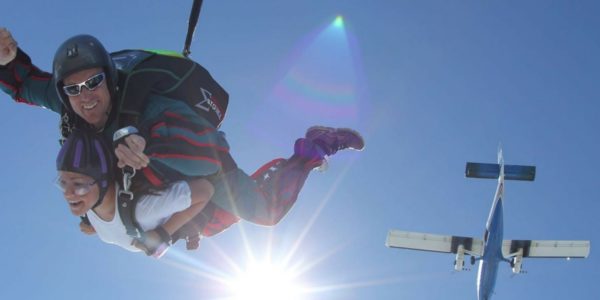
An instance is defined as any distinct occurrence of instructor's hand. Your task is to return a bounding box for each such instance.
[114,134,150,170]
[0,28,17,66]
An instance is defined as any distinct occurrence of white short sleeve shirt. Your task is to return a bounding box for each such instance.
[87,181,192,252]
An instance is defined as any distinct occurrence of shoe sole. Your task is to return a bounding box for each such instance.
[305,126,365,151]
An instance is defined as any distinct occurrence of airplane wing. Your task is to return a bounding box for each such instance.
[386,230,484,256]
[502,239,590,258]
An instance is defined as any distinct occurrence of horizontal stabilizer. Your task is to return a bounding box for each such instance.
[465,162,536,181]
[502,239,590,258]
[386,230,483,256]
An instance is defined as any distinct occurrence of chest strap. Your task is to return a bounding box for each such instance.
[117,167,144,239]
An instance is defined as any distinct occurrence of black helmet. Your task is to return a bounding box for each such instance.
[53,34,118,110]
[56,128,115,208]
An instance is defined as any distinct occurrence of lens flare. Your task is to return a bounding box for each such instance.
[246,15,370,151]
[333,15,344,28]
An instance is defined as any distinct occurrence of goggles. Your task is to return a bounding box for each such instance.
[62,72,106,96]
[55,176,97,196]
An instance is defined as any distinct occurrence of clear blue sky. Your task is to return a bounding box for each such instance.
[1,1,598,299]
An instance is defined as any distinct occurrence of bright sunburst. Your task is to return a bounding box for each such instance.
[228,261,305,300]
[158,162,393,299]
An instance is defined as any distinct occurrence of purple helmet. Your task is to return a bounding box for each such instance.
[56,129,115,208]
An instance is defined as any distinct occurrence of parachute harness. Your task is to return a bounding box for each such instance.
[117,167,171,258]
[117,167,141,238]
[113,126,171,257]
[120,167,135,209]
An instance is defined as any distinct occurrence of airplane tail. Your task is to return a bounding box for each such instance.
[465,162,535,181]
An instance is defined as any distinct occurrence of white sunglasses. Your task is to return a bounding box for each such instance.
[54,176,97,196]
[62,72,106,96]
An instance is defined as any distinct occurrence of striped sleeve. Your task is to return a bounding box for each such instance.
[0,49,63,113]
[141,109,230,186]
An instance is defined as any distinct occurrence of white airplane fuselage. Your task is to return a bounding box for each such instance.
[476,178,505,300]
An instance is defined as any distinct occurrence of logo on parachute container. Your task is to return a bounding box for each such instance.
[195,87,223,121]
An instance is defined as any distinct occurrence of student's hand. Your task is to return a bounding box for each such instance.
[114,134,150,170]
[186,234,201,250]
[0,28,17,66]
[132,230,169,258]
[132,230,160,252]
[79,221,96,235]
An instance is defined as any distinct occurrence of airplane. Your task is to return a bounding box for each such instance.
[385,150,590,300]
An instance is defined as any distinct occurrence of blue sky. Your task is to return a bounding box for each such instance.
[1,1,598,299]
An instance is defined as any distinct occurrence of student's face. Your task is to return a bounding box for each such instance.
[57,171,100,216]
[63,67,112,129]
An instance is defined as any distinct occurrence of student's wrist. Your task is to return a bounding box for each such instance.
[155,225,172,245]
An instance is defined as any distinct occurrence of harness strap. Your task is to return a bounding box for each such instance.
[117,190,142,238]
[116,168,144,238]
[80,215,91,226]
[116,167,170,257]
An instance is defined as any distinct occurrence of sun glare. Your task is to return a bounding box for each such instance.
[229,262,305,300]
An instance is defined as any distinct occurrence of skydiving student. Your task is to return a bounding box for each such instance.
[57,129,215,256]
[0,29,365,250]
[57,128,356,256]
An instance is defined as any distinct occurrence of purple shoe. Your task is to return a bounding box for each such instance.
[305,126,365,156]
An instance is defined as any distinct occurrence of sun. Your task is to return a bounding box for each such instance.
[228,261,306,300]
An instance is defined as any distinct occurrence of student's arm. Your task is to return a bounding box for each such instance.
[159,178,214,236]
[132,178,214,254]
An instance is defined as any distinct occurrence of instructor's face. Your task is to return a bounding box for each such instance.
[64,67,112,129]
